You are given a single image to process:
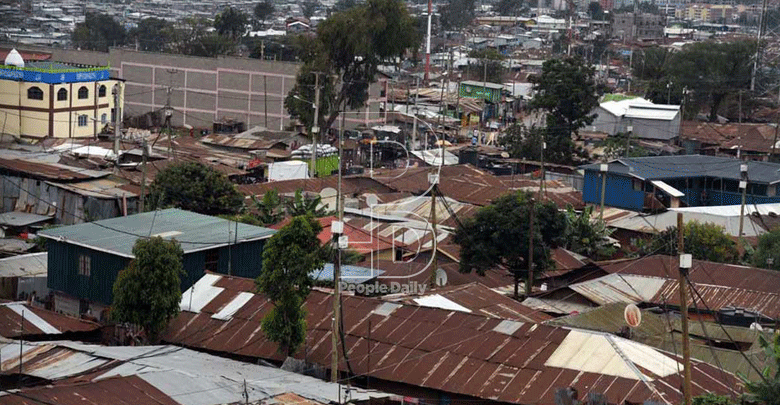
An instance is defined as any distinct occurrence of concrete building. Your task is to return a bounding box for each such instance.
[613,13,665,40]
[0,49,122,139]
[5,46,389,132]
[676,4,734,22]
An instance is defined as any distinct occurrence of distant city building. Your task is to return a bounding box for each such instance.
[613,13,665,40]
[676,4,734,22]
[0,49,122,139]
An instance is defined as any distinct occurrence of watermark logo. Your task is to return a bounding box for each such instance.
[340,281,428,296]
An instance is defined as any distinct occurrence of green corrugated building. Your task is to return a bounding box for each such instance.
[458,80,504,103]
[39,208,276,307]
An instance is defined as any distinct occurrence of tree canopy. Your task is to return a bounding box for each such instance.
[254,1,276,25]
[214,6,248,40]
[493,0,524,16]
[453,191,566,298]
[752,228,780,271]
[285,0,419,134]
[633,41,755,121]
[468,48,506,84]
[740,333,780,405]
[528,57,599,164]
[257,215,325,356]
[112,237,184,342]
[148,161,244,216]
[562,205,616,260]
[302,1,320,18]
[129,18,176,52]
[440,0,476,30]
[71,12,127,52]
[638,222,739,264]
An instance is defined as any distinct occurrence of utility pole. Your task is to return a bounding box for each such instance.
[738,163,748,238]
[331,218,343,383]
[412,77,420,151]
[677,213,692,405]
[539,137,546,200]
[140,138,148,212]
[264,75,268,128]
[625,125,633,158]
[771,119,779,162]
[311,72,321,178]
[599,163,607,220]
[429,172,439,288]
[424,0,432,85]
[751,0,769,91]
[525,203,534,299]
[113,84,122,161]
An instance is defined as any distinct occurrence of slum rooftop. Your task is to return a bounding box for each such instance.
[38,208,275,258]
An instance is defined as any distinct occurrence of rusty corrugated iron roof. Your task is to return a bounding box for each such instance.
[0,302,99,338]
[163,273,742,405]
[1,375,180,405]
[0,158,110,182]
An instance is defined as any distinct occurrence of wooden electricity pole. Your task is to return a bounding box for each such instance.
[677,213,692,405]
[525,202,535,298]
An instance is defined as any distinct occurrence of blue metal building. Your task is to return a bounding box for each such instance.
[581,155,780,211]
[38,209,275,306]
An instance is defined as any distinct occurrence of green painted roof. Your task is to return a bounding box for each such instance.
[601,94,637,102]
[39,208,275,258]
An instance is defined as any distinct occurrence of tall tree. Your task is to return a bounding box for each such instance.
[500,124,546,161]
[285,189,330,217]
[254,1,276,26]
[257,215,324,356]
[528,57,599,164]
[331,0,358,13]
[285,0,419,134]
[468,48,505,84]
[71,12,127,52]
[440,0,476,30]
[752,227,780,271]
[112,237,184,342]
[302,1,319,18]
[637,222,739,264]
[148,161,244,216]
[587,2,604,20]
[129,18,175,52]
[493,0,524,15]
[453,191,566,298]
[214,6,248,40]
[176,17,236,57]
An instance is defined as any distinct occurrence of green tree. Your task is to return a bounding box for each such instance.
[752,228,780,271]
[587,1,604,20]
[500,124,546,161]
[302,1,319,18]
[129,18,176,53]
[285,0,419,134]
[285,189,329,217]
[112,237,184,342]
[668,41,754,121]
[453,191,566,298]
[257,215,324,356]
[599,132,649,159]
[148,161,244,216]
[562,205,615,260]
[493,0,524,15]
[631,47,679,105]
[214,6,248,40]
[439,0,475,30]
[740,333,780,405]
[331,0,358,13]
[254,1,276,26]
[176,17,236,57]
[692,393,737,405]
[254,189,284,225]
[468,48,505,84]
[637,222,739,264]
[71,12,127,52]
[528,57,599,164]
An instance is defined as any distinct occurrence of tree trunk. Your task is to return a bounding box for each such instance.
[709,93,725,122]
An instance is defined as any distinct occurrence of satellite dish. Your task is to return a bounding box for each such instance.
[500,152,510,158]
[624,304,642,328]
[435,268,447,286]
[365,193,379,207]
[750,322,764,331]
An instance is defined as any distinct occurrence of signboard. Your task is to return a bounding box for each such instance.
[459,83,500,103]
[0,66,111,84]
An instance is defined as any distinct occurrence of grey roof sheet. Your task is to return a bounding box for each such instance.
[311,263,384,284]
[581,155,780,184]
[38,208,275,258]
[0,212,52,227]
[0,252,47,277]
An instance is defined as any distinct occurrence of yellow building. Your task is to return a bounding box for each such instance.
[0,49,123,140]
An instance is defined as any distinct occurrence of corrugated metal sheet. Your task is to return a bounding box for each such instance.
[162,273,742,405]
[569,274,668,305]
[1,375,180,405]
[0,252,47,277]
[0,302,99,338]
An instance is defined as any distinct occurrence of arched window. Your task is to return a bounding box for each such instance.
[101,113,107,124]
[27,87,43,100]
[57,88,68,101]
[98,85,106,97]
[78,86,88,99]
